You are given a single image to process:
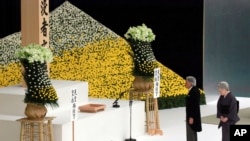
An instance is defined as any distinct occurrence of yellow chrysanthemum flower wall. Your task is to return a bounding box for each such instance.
[49,37,190,100]
[50,38,135,99]
[0,63,22,86]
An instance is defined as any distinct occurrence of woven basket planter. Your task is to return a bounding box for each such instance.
[25,103,47,120]
[133,76,153,91]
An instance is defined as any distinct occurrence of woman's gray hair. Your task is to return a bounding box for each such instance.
[218,81,230,90]
[186,76,196,86]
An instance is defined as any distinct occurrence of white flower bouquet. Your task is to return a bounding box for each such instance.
[15,43,53,63]
[124,23,156,42]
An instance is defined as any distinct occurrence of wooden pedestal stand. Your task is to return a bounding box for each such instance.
[129,88,163,135]
[17,117,55,141]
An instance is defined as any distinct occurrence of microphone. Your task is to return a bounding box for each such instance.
[112,91,127,108]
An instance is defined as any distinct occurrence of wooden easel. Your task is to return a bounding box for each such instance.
[129,88,163,135]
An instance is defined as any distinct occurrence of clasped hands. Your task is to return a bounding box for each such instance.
[188,117,194,125]
[220,116,228,123]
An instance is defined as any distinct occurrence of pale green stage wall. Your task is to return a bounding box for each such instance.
[204,0,250,97]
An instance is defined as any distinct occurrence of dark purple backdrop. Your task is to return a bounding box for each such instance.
[0,0,203,88]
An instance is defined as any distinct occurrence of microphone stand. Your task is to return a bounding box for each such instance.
[112,91,126,108]
[125,90,136,141]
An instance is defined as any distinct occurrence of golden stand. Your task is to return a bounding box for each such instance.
[17,117,55,141]
[129,88,163,135]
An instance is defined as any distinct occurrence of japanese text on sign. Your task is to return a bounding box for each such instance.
[39,0,49,47]
[154,68,160,98]
[71,88,78,121]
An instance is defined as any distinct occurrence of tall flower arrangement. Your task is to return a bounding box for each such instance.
[124,24,158,91]
[16,44,58,119]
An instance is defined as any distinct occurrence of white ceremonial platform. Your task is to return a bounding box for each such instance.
[0,80,145,141]
[0,80,88,116]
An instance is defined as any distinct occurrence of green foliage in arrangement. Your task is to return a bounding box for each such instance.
[128,40,158,78]
[157,93,206,109]
[21,59,59,107]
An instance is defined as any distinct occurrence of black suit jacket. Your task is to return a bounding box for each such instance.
[186,86,202,132]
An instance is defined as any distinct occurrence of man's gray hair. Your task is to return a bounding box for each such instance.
[186,76,196,86]
[218,81,230,90]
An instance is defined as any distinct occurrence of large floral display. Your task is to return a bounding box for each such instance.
[16,43,58,119]
[0,1,205,109]
[124,23,158,91]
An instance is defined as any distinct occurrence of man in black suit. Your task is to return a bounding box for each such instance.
[185,76,202,141]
